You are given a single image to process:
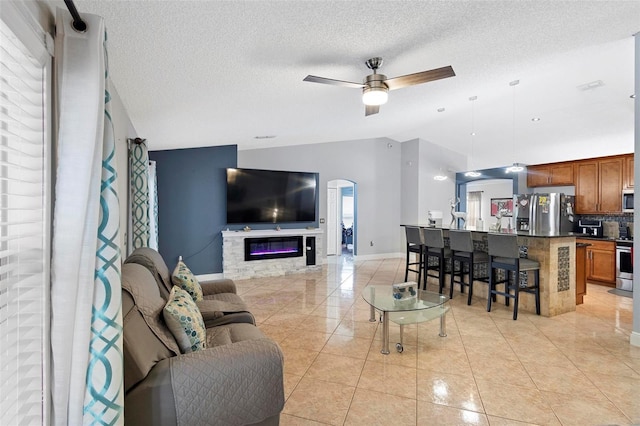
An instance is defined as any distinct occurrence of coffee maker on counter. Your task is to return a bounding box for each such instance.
[577,219,604,238]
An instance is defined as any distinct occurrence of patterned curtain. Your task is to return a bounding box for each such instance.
[130,138,150,249]
[148,160,159,249]
[51,10,123,425]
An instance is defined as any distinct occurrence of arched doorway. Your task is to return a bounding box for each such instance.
[327,179,357,257]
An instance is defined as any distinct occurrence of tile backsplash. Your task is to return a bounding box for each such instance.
[576,213,634,238]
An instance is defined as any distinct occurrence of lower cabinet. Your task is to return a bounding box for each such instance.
[577,239,616,286]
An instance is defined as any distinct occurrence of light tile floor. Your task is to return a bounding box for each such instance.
[234,256,639,425]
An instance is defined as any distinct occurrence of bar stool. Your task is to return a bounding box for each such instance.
[404,226,425,286]
[487,233,540,320]
[449,230,489,305]
[423,228,451,293]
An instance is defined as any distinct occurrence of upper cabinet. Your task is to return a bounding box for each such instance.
[575,157,623,214]
[527,163,574,187]
[623,154,634,189]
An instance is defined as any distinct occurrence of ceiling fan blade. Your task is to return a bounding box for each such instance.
[365,105,380,116]
[303,75,364,89]
[385,66,455,90]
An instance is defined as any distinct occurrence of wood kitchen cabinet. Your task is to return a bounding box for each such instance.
[575,243,588,304]
[574,157,623,214]
[527,163,574,187]
[623,154,634,189]
[576,239,616,286]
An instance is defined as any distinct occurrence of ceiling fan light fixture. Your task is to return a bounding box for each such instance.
[362,86,388,106]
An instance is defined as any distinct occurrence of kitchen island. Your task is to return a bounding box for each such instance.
[403,225,581,317]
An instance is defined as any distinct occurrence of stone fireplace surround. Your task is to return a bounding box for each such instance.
[222,228,323,280]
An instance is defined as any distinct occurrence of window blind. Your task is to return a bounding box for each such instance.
[0,8,50,426]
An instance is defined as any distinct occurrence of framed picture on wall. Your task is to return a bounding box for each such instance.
[490,198,513,217]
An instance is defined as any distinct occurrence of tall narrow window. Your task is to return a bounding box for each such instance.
[466,191,482,227]
[0,5,51,425]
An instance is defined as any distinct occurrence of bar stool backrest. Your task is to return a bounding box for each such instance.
[405,226,424,245]
[487,233,519,258]
[449,230,474,253]
[423,228,445,249]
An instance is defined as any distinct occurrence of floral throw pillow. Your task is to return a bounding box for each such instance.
[163,286,207,353]
[171,256,203,302]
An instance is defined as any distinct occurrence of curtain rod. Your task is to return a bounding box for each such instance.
[63,0,87,33]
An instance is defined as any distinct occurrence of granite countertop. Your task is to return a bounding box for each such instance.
[402,224,593,239]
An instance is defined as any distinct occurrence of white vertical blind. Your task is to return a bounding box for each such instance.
[0,7,50,425]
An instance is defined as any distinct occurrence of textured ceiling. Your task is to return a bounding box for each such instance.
[50,1,639,169]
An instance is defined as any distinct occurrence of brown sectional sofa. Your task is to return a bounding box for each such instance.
[121,259,284,425]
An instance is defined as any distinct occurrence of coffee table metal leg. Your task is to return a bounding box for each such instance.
[369,305,376,322]
[381,311,390,354]
[439,309,447,337]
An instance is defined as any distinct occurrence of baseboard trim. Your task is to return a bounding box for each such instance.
[353,252,404,261]
[631,331,640,347]
[195,273,225,281]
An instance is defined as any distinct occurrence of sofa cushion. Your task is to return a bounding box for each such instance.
[171,257,203,302]
[163,286,207,353]
[124,247,173,298]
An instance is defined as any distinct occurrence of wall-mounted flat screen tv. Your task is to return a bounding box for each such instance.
[226,168,318,224]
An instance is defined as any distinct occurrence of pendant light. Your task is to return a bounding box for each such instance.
[465,96,481,177]
[506,80,524,173]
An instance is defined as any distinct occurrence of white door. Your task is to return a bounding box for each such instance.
[327,187,338,255]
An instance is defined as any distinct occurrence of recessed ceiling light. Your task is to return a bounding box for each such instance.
[509,80,520,86]
[531,117,541,122]
[577,80,604,91]
[437,107,445,112]
[254,135,276,139]
[433,175,448,181]
[470,132,476,136]
[465,171,481,177]
[631,94,636,99]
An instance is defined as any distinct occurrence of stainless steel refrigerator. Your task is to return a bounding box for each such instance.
[514,193,575,235]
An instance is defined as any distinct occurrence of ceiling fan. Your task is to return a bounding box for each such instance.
[303,57,455,116]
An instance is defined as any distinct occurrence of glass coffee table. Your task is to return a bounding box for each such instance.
[362,284,449,354]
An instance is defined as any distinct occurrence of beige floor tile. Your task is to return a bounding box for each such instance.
[281,346,319,376]
[357,359,417,399]
[280,329,332,352]
[416,369,484,413]
[475,379,560,425]
[522,360,606,399]
[417,402,489,425]
[283,377,355,425]
[305,353,365,387]
[279,413,330,425]
[241,259,638,426]
[541,390,630,426]
[283,373,302,399]
[344,387,416,426]
[333,318,379,339]
[416,346,473,376]
[298,315,341,334]
[588,371,640,423]
[321,334,373,359]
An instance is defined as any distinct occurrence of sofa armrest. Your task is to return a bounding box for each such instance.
[196,299,255,327]
[170,338,284,425]
[200,279,237,295]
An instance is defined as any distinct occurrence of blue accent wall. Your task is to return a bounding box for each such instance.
[149,145,237,275]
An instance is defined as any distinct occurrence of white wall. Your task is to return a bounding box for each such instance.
[401,139,420,225]
[239,137,403,258]
[108,84,139,253]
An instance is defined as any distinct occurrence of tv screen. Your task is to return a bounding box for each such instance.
[226,168,318,224]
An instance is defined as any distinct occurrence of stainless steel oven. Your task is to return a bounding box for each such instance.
[616,241,633,291]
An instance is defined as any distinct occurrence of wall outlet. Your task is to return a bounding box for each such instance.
[319,218,325,223]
